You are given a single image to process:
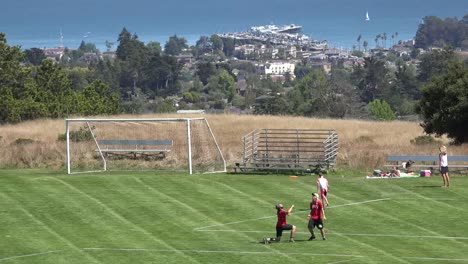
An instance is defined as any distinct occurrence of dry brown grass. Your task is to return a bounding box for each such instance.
[1,114,466,171]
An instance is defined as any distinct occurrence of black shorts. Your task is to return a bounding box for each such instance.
[441,166,449,174]
[276,224,293,237]
[308,219,324,230]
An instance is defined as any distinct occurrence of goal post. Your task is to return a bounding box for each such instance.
[65,117,226,175]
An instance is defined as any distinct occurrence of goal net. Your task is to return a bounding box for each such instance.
[65,118,226,174]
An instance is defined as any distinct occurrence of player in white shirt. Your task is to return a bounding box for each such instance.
[439,146,450,188]
[316,174,329,206]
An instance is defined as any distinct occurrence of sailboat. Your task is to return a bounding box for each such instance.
[365,11,370,21]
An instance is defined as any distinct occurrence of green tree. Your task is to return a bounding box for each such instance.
[293,61,313,80]
[368,99,396,120]
[353,57,391,103]
[415,15,468,49]
[288,70,328,116]
[357,34,362,51]
[105,40,114,52]
[393,62,420,100]
[142,53,181,97]
[78,41,97,53]
[222,38,235,57]
[153,98,176,113]
[164,35,188,56]
[416,61,468,144]
[24,48,46,65]
[147,41,162,55]
[0,33,42,123]
[244,74,262,107]
[210,34,223,52]
[115,28,150,99]
[75,80,121,115]
[206,70,235,102]
[325,68,362,118]
[194,36,211,57]
[34,59,75,117]
[254,94,291,115]
[196,62,217,85]
[91,57,121,92]
[418,47,458,83]
[363,40,369,52]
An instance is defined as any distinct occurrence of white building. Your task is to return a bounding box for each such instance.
[257,61,295,76]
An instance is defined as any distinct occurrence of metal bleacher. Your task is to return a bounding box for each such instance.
[235,129,338,173]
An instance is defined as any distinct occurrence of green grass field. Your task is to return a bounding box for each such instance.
[0,169,467,263]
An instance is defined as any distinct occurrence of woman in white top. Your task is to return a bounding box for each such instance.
[316,175,329,206]
[439,146,450,188]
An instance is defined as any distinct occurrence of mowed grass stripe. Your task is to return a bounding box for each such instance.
[1,170,468,263]
[325,176,468,260]
[65,174,299,262]
[0,192,103,264]
[50,176,205,264]
[133,176,301,261]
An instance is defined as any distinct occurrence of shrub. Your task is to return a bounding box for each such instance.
[368,99,396,121]
[355,135,374,144]
[13,138,35,145]
[57,126,94,142]
[410,135,442,145]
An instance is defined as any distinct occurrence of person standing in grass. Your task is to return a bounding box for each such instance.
[263,203,296,244]
[308,193,326,240]
[316,174,330,206]
[439,146,450,188]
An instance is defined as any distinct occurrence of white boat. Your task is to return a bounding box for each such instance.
[277,24,302,34]
[365,11,370,21]
[250,24,302,34]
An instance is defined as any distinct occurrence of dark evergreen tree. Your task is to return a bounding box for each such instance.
[24,48,46,65]
[164,35,188,56]
[416,61,468,144]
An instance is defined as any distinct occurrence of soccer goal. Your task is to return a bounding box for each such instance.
[65,118,226,175]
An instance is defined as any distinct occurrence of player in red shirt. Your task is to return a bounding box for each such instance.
[263,203,296,244]
[307,193,326,240]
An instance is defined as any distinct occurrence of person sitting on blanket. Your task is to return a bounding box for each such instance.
[378,171,391,177]
[390,166,401,177]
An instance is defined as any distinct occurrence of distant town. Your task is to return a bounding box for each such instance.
[41,23,420,82]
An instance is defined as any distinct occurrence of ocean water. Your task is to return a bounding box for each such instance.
[1,0,466,51]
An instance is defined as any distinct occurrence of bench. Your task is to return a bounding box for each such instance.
[96,139,173,159]
[384,155,468,172]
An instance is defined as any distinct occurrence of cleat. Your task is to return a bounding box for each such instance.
[322,237,326,240]
[263,238,270,244]
[289,238,295,242]
[308,236,316,241]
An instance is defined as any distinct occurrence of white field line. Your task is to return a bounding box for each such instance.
[194,198,390,230]
[3,248,468,262]
[196,229,468,240]
[327,259,357,264]
[401,256,468,262]
[0,250,63,262]
[82,248,364,258]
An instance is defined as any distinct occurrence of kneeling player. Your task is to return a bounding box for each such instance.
[264,203,296,244]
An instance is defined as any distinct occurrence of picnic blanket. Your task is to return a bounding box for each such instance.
[366,172,420,179]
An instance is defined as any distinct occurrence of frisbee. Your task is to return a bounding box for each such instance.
[289,175,298,179]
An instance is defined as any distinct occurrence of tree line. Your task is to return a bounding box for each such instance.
[415,14,468,49]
